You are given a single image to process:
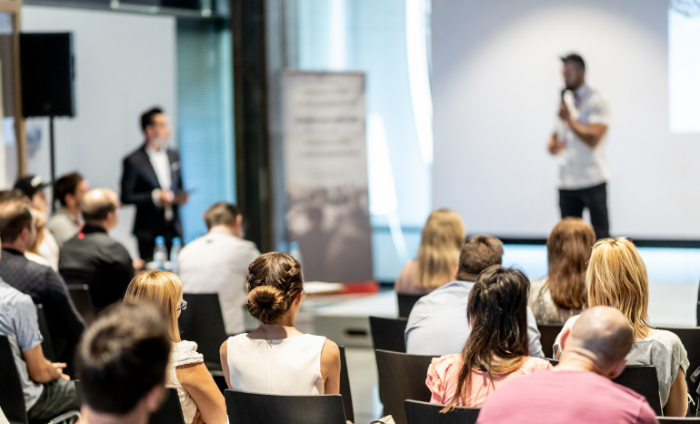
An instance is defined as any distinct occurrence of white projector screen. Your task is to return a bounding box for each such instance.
[432,0,700,239]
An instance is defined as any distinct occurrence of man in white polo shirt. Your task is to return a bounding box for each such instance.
[548,53,611,240]
[177,202,260,335]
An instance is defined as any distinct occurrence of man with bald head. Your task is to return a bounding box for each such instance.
[476,307,657,424]
[59,189,136,313]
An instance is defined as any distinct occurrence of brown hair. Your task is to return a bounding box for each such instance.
[204,202,239,230]
[53,172,84,206]
[246,252,303,324]
[456,235,503,281]
[81,189,118,223]
[546,218,596,309]
[124,271,183,342]
[415,209,465,289]
[0,200,33,243]
[587,238,650,339]
[444,266,531,412]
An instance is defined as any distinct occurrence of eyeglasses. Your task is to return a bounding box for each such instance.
[177,300,188,311]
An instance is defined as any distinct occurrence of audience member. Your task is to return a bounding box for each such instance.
[405,235,544,357]
[0,262,80,423]
[48,172,88,247]
[0,189,24,203]
[554,238,688,416]
[529,218,595,324]
[427,266,552,409]
[124,271,226,424]
[178,202,260,335]
[476,307,656,424]
[25,209,54,269]
[220,252,341,395]
[76,303,172,424]
[0,200,85,366]
[59,189,135,314]
[14,175,60,270]
[395,209,465,295]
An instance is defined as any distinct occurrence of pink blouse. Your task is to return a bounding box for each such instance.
[426,354,552,408]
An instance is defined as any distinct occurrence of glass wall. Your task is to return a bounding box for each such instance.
[177,19,236,242]
[285,0,432,281]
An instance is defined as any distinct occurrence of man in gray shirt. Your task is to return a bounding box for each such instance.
[0,278,80,422]
[47,172,89,247]
[405,235,544,357]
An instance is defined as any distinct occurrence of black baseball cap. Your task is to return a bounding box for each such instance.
[560,53,585,70]
[14,175,50,198]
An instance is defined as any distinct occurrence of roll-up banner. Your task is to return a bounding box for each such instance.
[283,71,373,283]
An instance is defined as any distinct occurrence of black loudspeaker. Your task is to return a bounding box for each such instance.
[20,33,75,117]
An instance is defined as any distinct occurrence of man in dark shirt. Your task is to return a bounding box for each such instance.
[59,189,135,314]
[0,200,85,365]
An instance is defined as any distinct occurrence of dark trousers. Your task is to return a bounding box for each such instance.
[27,379,80,424]
[137,222,178,261]
[559,182,610,240]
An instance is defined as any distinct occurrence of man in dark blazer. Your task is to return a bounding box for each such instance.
[121,107,187,261]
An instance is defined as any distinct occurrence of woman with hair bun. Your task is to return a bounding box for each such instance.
[220,252,341,395]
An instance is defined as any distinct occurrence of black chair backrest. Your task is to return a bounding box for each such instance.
[36,304,55,362]
[658,327,700,415]
[612,366,662,416]
[537,323,563,359]
[179,293,228,370]
[369,316,407,353]
[0,335,28,424]
[658,419,700,423]
[338,345,354,422]
[375,349,436,424]
[405,400,479,424]
[66,284,97,325]
[225,389,346,424]
[149,388,186,424]
[397,293,423,318]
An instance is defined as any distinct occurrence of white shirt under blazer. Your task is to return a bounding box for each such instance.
[226,333,327,395]
[555,85,611,190]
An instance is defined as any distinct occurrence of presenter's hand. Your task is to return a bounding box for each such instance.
[558,102,571,123]
[548,133,566,155]
[159,189,175,206]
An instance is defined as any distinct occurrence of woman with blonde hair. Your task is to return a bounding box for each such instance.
[395,209,465,295]
[25,208,54,269]
[554,238,689,417]
[220,252,341,395]
[529,218,595,324]
[124,271,226,424]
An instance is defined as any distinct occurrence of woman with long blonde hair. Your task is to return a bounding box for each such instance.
[124,271,226,424]
[554,238,689,417]
[529,218,595,324]
[395,209,465,295]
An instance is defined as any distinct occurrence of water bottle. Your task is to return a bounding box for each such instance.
[170,237,182,274]
[289,241,304,269]
[153,236,167,271]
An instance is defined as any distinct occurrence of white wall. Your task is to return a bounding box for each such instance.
[22,7,176,256]
[432,0,700,239]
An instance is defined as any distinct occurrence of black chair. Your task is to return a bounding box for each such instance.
[397,293,423,318]
[36,304,55,362]
[375,349,437,424]
[225,389,346,424]
[66,284,97,325]
[538,323,563,358]
[149,387,186,424]
[613,366,662,416]
[658,327,700,415]
[0,335,80,424]
[338,345,354,423]
[369,316,407,353]
[405,400,479,424]
[179,293,228,371]
[658,419,700,422]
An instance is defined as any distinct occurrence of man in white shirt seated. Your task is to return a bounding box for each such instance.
[177,202,261,335]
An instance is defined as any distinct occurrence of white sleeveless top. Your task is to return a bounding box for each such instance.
[226,333,326,395]
[166,341,204,424]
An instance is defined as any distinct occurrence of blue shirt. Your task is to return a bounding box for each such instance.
[405,281,544,357]
[0,280,44,409]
